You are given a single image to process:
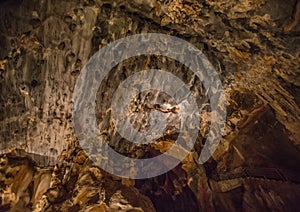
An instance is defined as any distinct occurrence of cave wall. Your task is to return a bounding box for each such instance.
[0,0,300,211]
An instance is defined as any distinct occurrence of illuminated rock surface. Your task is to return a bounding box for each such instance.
[0,0,300,211]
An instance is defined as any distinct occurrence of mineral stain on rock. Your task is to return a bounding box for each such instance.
[1,0,300,211]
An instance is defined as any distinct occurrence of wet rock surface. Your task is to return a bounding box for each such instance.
[0,0,300,211]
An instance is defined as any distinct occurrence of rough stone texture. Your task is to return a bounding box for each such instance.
[0,0,300,211]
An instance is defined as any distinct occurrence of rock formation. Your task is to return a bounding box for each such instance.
[0,0,300,211]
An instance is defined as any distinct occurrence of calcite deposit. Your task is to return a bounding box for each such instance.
[0,0,300,211]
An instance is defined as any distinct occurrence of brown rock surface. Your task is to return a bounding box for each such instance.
[0,0,300,211]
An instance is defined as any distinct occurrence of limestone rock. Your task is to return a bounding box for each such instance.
[1,0,300,211]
